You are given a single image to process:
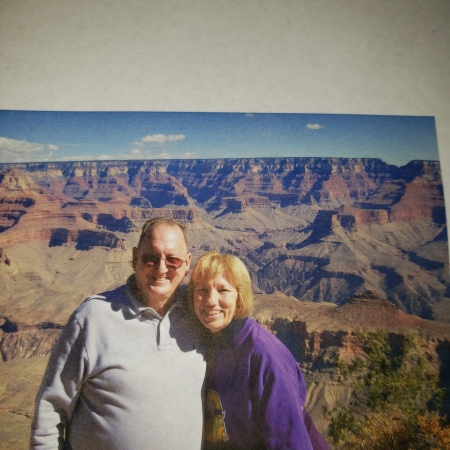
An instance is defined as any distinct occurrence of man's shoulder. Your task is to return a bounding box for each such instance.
[75,282,130,316]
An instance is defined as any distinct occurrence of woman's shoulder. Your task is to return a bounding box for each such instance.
[243,319,306,386]
[241,318,292,358]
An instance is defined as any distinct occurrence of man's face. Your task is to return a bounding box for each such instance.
[132,224,192,311]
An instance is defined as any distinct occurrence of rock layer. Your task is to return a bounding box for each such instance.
[0,158,448,319]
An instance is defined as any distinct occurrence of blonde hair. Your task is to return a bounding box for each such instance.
[188,251,254,319]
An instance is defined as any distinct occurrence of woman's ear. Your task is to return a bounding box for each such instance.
[234,293,241,317]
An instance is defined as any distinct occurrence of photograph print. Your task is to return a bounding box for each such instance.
[0,110,449,448]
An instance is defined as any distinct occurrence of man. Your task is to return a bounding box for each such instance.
[31,218,206,449]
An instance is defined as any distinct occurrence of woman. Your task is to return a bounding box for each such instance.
[189,251,329,449]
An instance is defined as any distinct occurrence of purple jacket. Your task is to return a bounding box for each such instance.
[203,317,324,449]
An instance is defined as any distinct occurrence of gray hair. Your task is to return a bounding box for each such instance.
[137,217,188,247]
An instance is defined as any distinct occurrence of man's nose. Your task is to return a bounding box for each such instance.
[156,257,169,272]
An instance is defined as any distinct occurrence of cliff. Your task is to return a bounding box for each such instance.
[0,157,448,321]
[1,157,444,222]
[252,290,450,433]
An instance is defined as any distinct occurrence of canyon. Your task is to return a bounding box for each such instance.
[0,157,448,321]
[0,157,449,447]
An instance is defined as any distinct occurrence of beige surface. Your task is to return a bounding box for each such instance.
[0,2,449,448]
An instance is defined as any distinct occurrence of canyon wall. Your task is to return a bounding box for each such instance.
[0,157,448,320]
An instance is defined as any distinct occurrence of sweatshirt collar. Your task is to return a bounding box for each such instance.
[126,275,184,320]
[209,317,249,347]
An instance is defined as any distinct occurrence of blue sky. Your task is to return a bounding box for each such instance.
[0,111,439,167]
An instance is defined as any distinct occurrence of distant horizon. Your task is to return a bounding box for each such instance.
[0,155,440,168]
[0,111,440,167]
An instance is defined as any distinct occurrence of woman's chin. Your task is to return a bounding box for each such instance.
[203,319,227,334]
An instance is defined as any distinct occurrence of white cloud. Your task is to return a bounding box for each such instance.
[115,147,200,161]
[56,154,95,161]
[0,134,195,163]
[125,133,188,160]
[137,134,186,145]
[306,123,325,130]
[181,151,200,159]
[50,148,199,162]
[0,136,59,162]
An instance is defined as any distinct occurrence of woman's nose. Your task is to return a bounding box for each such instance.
[205,289,218,305]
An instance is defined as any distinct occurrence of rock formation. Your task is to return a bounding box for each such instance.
[0,157,448,320]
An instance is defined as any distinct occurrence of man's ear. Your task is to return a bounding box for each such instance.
[184,252,193,277]
[132,247,139,270]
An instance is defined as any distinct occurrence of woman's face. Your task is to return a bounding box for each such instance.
[193,273,238,333]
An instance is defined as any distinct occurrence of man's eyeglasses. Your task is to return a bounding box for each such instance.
[139,254,188,269]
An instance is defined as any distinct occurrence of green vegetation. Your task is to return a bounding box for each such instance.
[325,330,450,449]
